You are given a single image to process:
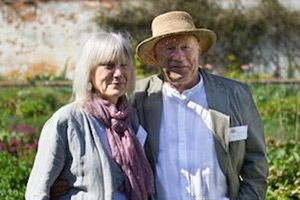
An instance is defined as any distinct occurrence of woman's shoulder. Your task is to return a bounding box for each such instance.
[53,102,80,117]
[49,102,85,126]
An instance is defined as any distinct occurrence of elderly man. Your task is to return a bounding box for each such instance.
[133,11,268,200]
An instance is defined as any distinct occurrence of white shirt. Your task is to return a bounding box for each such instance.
[155,74,229,200]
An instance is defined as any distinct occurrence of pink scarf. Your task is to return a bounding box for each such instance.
[84,94,154,200]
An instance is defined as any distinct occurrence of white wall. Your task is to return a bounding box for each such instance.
[218,0,300,10]
[0,1,103,80]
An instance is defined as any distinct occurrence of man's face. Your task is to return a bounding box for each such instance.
[154,34,201,92]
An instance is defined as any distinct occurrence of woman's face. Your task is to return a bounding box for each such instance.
[91,60,132,104]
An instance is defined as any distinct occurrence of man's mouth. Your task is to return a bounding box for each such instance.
[170,65,186,72]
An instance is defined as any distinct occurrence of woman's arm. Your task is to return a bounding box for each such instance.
[25,114,67,200]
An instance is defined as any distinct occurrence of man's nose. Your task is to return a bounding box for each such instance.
[171,48,185,61]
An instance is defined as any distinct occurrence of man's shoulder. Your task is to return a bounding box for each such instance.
[206,72,249,92]
[135,74,162,92]
[136,76,152,87]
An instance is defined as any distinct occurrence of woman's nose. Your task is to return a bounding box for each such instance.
[113,66,123,77]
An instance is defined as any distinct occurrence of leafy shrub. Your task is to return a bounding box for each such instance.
[0,86,72,132]
[266,139,300,199]
[0,152,32,200]
[250,84,300,140]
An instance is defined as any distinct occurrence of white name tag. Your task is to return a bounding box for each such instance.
[229,126,248,142]
[136,125,148,147]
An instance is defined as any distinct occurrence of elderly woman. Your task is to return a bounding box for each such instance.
[25,31,154,200]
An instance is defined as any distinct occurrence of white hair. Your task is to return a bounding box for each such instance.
[72,31,135,105]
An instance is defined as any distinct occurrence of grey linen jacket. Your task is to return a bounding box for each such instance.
[132,69,268,200]
[26,103,138,200]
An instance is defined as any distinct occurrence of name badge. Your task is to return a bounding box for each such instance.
[229,126,248,142]
[136,125,148,147]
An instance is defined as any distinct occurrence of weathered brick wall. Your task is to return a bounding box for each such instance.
[217,0,300,10]
[0,0,107,80]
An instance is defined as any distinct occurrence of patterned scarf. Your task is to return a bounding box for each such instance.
[84,94,154,200]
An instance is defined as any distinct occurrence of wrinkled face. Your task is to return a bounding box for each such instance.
[91,60,132,104]
[154,34,201,92]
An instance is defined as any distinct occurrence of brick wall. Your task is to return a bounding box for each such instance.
[0,0,107,80]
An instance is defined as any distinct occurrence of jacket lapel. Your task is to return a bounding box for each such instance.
[143,75,163,168]
[201,69,230,175]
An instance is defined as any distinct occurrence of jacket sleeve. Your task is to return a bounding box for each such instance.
[237,85,268,200]
[25,114,67,200]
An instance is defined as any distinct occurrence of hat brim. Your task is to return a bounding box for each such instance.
[136,29,216,66]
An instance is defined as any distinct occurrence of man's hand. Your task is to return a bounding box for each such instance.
[50,178,68,200]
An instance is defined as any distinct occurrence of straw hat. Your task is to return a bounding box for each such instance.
[136,11,217,66]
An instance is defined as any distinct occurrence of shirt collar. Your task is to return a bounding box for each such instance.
[163,73,204,102]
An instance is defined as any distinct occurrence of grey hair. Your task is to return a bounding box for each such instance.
[72,31,135,105]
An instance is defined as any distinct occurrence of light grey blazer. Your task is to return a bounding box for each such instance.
[26,103,138,200]
[132,69,268,200]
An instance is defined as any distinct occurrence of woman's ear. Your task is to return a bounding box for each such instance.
[86,81,92,91]
[88,67,95,91]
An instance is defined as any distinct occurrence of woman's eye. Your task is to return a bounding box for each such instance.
[121,64,129,69]
[106,63,115,70]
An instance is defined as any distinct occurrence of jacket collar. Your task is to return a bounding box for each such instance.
[143,74,164,168]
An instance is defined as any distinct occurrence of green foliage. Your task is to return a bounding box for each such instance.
[0,152,32,200]
[0,86,71,199]
[0,86,72,132]
[250,84,300,140]
[1,83,298,142]
[266,139,300,199]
